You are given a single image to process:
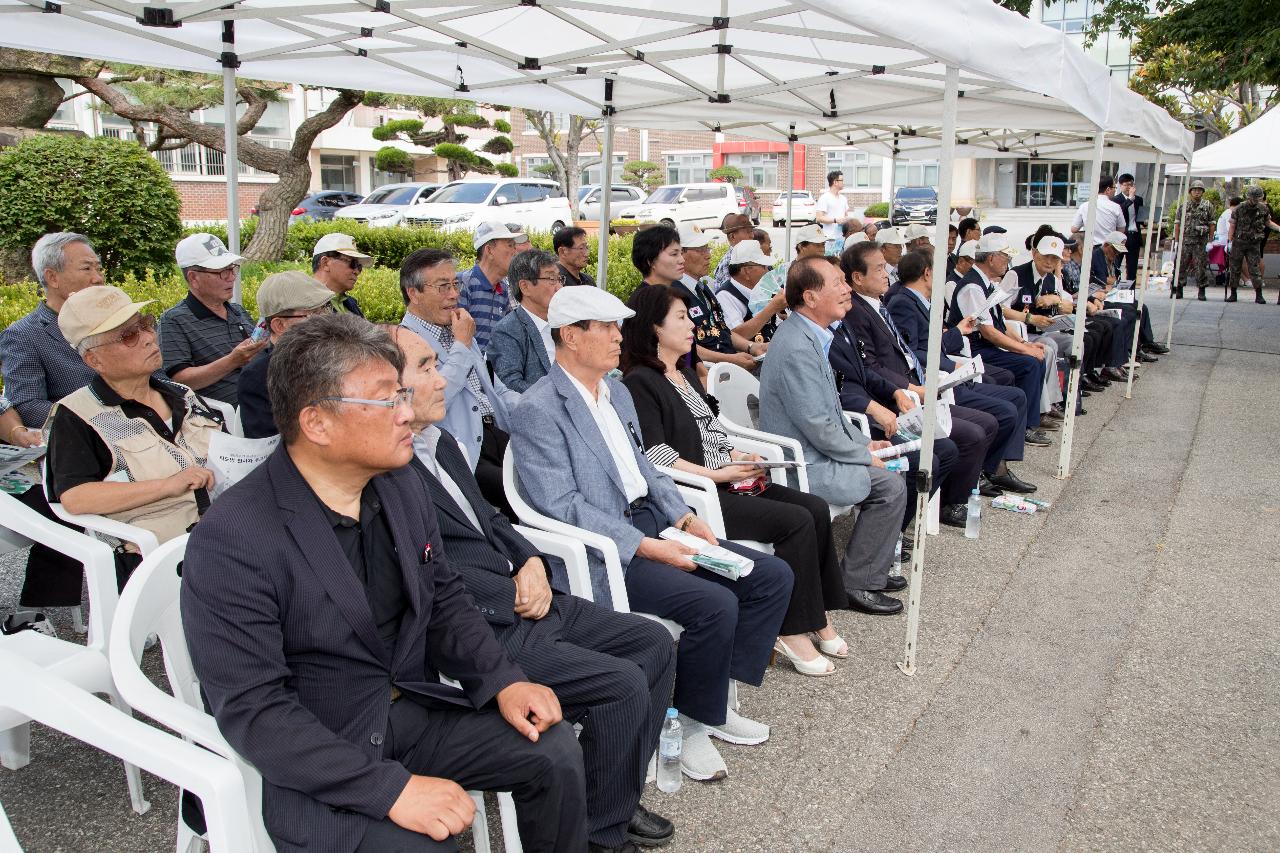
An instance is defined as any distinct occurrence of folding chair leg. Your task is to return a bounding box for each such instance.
[105,692,151,816]
[176,818,206,853]
[0,723,30,770]
[470,791,492,853]
[70,606,87,635]
[497,793,522,853]
[927,492,940,536]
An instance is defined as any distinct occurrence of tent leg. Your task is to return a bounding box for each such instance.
[1165,169,1191,348]
[596,113,614,290]
[784,127,795,262]
[887,150,898,224]
[222,22,242,304]
[1055,131,1106,480]
[898,64,958,679]
[1126,154,1165,399]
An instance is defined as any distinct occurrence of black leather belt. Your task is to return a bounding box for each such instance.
[623,497,648,518]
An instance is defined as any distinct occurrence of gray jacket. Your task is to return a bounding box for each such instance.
[511,365,688,605]
[758,312,873,506]
[487,307,551,393]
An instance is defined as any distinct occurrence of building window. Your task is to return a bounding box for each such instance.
[666,153,712,184]
[370,157,407,191]
[321,155,357,192]
[523,155,552,178]
[895,162,939,188]
[825,149,883,189]
[723,153,778,190]
[1014,159,1119,208]
[581,154,627,187]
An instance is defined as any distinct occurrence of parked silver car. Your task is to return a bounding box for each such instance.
[576,184,645,221]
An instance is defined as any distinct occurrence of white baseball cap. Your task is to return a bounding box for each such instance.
[875,226,907,246]
[728,240,771,267]
[678,223,712,249]
[473,221,519,250]
[903,223,932,242]
[176,233,243,270]
[313,232,373,266]
[845,232,868,246]
[956,239,979,259]
[547,284,636,329]
[1103,231,1128,252]
[976,232,1015,256]
[789,224,825,245]
[1035,235,1066,258]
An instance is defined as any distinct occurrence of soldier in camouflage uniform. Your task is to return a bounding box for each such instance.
[1229,185,1280,304]
[1177,180,1215,300]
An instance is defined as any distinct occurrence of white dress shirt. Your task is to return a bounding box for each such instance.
[716,279,755,329]
[857,291,919,372]
[564,372,649,503]
[1071,194,1125,243]
[521,304,556,365]
[956,265,1004,327]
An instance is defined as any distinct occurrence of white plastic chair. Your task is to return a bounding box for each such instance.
[0,650,255,852]
[0,491,148,815]
[0,800,20,852]
[900,390,942,536]
[657,465,773,555]
[43,460,161,558]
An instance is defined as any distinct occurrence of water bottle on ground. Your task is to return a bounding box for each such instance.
[657,708,682,793]
[890,536,903,577]
[965,488,982,540]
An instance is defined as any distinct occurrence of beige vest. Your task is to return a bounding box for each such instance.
[53,383,222,546]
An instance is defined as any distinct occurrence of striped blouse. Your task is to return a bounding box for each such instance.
[645,373,734,469]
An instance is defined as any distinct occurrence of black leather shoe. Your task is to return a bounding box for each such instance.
[1142,342,1169,354]
[1136,351,1158,363]
[1080,378,1107,393]
[592,842,642,853]
[939,503,968,528]
[848,589,904,614]
[1038,417,1061,431]
[627,804,674,847]
[1257,294,1268,304]
[978,474,1004,497]
[1225,289,1238,302]
[1101,367,1128,382]
[1042,408,1064,422]
[881,574,908,592]
[988,470,1037,494]
[1024,429,1052,447]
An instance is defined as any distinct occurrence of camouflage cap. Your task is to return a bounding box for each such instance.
[1188,180,1206,191]
[1247,185,1266,200]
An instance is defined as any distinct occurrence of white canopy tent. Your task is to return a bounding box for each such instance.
[1167,107,1280,179]
[0,0,1188,674]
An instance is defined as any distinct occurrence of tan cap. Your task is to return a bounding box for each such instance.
[313,232,373,267]
[58,285,153,352]
[255,271,337,319]
[875,226,907,246]
[903,223,932,242]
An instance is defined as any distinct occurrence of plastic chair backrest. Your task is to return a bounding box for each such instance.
[707,362,758,429]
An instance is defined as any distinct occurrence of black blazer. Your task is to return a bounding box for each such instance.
[886,287,964,373]
[181,446,525,853]
[621,364,715,467]
[842,296,916,388]
[826,318,902,414]
[409,428,559,630]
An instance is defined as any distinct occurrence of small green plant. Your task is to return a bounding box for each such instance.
[708,165,744,185]
[863,201,890,218]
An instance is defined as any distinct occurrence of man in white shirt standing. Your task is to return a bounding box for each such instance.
[1071,175,1126,247]
[815,170,853,255]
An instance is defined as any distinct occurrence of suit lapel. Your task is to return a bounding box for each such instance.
[435,437,497,541]
[374,472,427,673]
[519,309,551,372]
[411,454,476,535]
[552,367,627,497]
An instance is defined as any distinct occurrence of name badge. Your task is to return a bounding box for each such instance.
[689,306,705,319]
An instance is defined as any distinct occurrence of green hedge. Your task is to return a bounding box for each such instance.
[862,201,890,218]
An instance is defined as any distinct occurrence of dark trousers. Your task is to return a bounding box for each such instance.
[974,346,1044,428]
[1125,230,1143,280]
[982,363,1015,387]
[356,702,588,853]
[15,486,86,608]
[623,501,791,726]
[475,421,516,521]
[719,483,844,636]
[942,405,998,505]
[499,596,676,848]
[955,382,1024,466]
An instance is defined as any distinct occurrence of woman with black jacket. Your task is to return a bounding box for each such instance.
[621,284,846,677]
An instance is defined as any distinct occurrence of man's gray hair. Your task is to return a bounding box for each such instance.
[267,313,404,446]
[508,249,558,302]
[31,232,96,286]
[974,251,993,264]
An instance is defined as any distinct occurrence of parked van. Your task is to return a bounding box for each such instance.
[401,178,572,233]
[615,183,738,229]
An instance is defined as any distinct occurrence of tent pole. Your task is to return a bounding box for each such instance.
[1125,153,1164,399]
[887,144,898,224]
[1055,130,1106,480]
[222,21,242,304]
[1165,167,1191,348]
[898,64,958,678]
[784,124,795,262]
[596,109,614,291]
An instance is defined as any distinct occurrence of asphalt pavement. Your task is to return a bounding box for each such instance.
[2,289,1277,852]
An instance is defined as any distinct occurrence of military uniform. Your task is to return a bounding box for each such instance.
[1178,198,1215,299]
[1229,197,1275,303]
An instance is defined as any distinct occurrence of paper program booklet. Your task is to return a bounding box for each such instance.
[660,527,754,580]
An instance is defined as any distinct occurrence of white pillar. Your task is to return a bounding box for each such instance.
[1055,130,1106,480]
[784,125,796,262]
[1165,168,1191,347]
[596,112,615,290]
[898,64,959,678]
[222,22,242,303]
[1125,154,1165,398]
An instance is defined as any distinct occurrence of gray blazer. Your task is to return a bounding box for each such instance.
[511,365,688,605]
[488,307,551,393]
[758,312,874,507]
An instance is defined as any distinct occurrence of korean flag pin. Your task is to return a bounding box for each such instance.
[422,543,433,564]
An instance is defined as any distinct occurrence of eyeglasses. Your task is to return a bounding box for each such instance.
[94,314,157,349]
[535,275,563,284]
[192,266,240,279]
[309,387,415,411]
[274,305,337,321]
[418,278,463,293]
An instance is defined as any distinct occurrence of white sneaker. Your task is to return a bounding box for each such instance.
[707,708,770,746]
[677,717,728,781]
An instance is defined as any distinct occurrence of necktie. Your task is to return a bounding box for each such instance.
[878,305,924,384]
[437,324,495,418]
[1040,273,1056,296]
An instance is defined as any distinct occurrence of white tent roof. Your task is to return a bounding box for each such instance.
[0,0,1173,143]
[1167,108,1280,178]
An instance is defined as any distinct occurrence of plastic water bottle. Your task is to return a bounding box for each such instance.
[965,488,982,540]
[890,536,903,577]
[656,709,682,793]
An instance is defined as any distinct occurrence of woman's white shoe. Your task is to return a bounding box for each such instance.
[812,633,849,660]
[774,638,836,677]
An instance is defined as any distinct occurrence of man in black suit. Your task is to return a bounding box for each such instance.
[182,313,589,853]
[389,326,677,853]
[1114,174,1144,281]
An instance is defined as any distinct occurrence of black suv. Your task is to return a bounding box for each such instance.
[891,186,938,226]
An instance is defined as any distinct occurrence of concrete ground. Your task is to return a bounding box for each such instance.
[2,290,1278,852]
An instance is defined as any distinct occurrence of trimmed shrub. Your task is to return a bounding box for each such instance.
[0,134,182,278]
[862,201,890,218]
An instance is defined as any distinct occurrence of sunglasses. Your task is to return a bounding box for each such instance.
[95,314,157,349]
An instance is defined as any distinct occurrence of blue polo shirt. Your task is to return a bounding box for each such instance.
[456,264,512,353]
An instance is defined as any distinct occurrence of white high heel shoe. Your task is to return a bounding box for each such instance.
[773,638,835,677]
[812,633,849,659]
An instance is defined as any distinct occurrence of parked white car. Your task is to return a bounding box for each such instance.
[771,190,817,227]
[577,184,645,221]
[333,182,441,227]
[615,183,738,229]
[401,178,573,233]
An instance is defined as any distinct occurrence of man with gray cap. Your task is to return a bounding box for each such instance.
[237,271,338,439]
[1175,180,1215,300]
[161,233,265,405]
[457,222,519,352]
[312,232,373,316]
[875,226,908,295]
[1228,185,1280,304]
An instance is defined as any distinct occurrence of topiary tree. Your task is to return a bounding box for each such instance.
[0,134,181,278]
[708,165,744,185]
[496,163,519,177]
[367,97,512,181]
[622,160,663,192]
[494,118,512,133]
[374,146,415,175]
